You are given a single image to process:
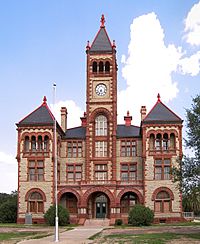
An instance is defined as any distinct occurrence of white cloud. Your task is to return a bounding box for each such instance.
[184,1,200,46]
[0,152,17,193]
[179,51,200,76]
[50,100,84,129]
[119,12,182,125]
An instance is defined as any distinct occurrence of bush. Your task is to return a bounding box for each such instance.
[115,219,123,226]
[44,204,69,226]
[128,204,154,226]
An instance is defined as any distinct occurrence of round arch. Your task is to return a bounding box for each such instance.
[152,187,174,201]
[25,188,46,202]
[58,188,81,206]
[89,107,112,123]
[116,188,144,204]
[82,186,115,207]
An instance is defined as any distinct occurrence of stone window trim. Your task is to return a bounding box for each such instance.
[120,139,137,157]
[67,140,83,158]
[148,130,177,154]
[22,132,51,157]
[94,163,108,181]
[120,162,137,181]
[154,157,172,180]
[66,163,82,182]
[27,158,45,182]
[152,187,174,213]
[25,188,46,214]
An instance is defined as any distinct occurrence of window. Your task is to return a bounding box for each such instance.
[121,163,137,181]
[155,158,171,180]
[95,141,107,157]
[99,61,104,72]
[155,134,162,151]
[121,140,136,157]
[95,115,107,136]
[105,61,110,72]
[92,61,97,72]
[28,160,44,181]
[94,164,107,180]
[155,191,171,213]
[66,164,82,182]
[38,136,42,151]
[44,135,49,152]
[31,136,36,152]
[121,192,138,213]
[67,141,82,158]
[24,136,29,152]
[28,192,44,213]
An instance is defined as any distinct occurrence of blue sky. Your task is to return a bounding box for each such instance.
[0,0,200,193]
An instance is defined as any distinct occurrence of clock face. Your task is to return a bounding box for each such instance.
[95,83,107,96]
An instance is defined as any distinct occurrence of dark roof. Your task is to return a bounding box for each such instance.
[64,127,86,139]
[117,125,141,138]
[143,97,182,124]
[90,27,113,52]
[17,97,54,126]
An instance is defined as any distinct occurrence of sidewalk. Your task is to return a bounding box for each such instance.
[18,226,103,244]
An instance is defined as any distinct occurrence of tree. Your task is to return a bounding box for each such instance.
[0,191,17,223]
[176,95,200,215]
[44,204,69,226]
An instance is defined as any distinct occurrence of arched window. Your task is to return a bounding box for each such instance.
[38,136,43,151]
[163,133,169,151]
[31,136,36,152]
[155,134,162,151]
[105,61,110,72]
[95,115,107,136]
[99,61,104,72]
[120,192,138,213]
[170,133,175,149]
[92,61,97,73]
[155,191,171,213]
[24,136,29,152]
[28,192,44,213]
[149,134,155,151]
[44,135,49,152]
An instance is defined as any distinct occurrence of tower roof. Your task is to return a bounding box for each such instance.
[89,15,113,53]
[17,96,55,126]
[143,94,182,124]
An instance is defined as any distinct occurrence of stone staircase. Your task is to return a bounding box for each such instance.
[84,218,110,227]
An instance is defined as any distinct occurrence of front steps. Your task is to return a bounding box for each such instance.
[84,218,110,227]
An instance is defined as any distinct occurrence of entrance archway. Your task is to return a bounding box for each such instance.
[88,192,110,219]
[60,192,78,214]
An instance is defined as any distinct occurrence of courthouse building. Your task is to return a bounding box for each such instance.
[16,15,183,224]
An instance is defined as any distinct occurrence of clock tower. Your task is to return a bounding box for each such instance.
[85,15,117,182]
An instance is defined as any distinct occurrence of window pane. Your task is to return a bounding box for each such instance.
[29,161,35,167]
[129,172,136,180]
[155,167,162,179]
[121,164,128,171]
[121,172,128,181]
[37,161,43,167]
[75,172,81,180]
[76,165,82,171]
[68,165,74,171]
[68,173,74,180]
[155,159,162,165]
[38,202,43,212]
[164,159,170,165]
[164,166,170,180]
[130,164,136,171]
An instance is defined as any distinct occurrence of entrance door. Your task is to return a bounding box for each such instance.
[96,202,106,218]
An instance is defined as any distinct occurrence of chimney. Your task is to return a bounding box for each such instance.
[60,107,67,131]
[140,106,147,121]
[80,112,87,127]
[124,111,132,126]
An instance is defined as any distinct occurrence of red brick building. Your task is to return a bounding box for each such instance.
[16,15,183,225]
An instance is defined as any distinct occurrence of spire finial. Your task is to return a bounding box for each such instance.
[101,14,105,27]
[43,96,47,105]
[157,93,161,101]
[86,40,90,50]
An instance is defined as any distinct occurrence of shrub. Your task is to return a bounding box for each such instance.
[115,219,123,226]
[44,204,69,226]
[128,204,154,226]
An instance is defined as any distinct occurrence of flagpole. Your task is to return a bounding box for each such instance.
[53,83,59,242]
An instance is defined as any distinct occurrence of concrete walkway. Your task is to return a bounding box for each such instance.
[18,226,103,244]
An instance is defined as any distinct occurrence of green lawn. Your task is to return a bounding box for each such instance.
[0,231,50,241]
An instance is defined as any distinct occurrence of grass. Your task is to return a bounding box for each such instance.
[0,231,50,241]
[98,232,200,244]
